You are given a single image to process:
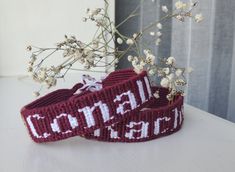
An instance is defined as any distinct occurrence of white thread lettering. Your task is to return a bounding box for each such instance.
[125,121,149,139]
[114,90,137,115]
[136,80,146,103]
[144,76,152,98]
[78,101,110,128]
[26,114,51,139]
[107,125,119,139]
[50,113,78,134]
[174,108,179,129]
[154,117,171,135]
[94,129,101,137]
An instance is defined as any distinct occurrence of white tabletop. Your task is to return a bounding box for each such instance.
[1,76,235,172]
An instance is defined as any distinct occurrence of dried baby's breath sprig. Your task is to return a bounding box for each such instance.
[26,0,203,100]
[172,1,203,23]
[127,0,202,100]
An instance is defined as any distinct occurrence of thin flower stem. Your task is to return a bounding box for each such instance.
[65,67,107,73]
[116,3,141,28]
[35,49,58,68]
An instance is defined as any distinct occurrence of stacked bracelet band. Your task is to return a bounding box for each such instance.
[21,69,184,143]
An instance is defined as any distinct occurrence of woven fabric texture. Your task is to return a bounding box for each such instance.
[21,69,184,143]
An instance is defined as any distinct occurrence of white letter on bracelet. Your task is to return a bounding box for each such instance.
[154,117,171,135]
[107,125,119,139]
[125,121,149,139]
[144,76,152,98]
[50,113,79,134]
[26,114,51,139]
[136,80,147,103]
[78,101,110,128]
[114,90,137,115]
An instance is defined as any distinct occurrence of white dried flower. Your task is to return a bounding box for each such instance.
[46,77,57,88]
[127,55,134,62]
[78,58,85,64]
[63,49,74,57]
[148,69,155,75]
[134,64,144,74]
[126,38,134,45]
[146,54,155,65]
[195,13,203,23]
[133,33,138,39]
[91,39,99,49]
[96,18,106,26]
[186,67,194,73]
[155,38,161,46]
[156,23,162,29]
[133,56,139,63]
[167,73,175,81]
[88,8,101,17]
[92,43,99,49]
[162,68,170,75]
[38,69,47,81]
[30,54,37,62]
[27,66,33,72]
[74,50,83,59]
[117,37,123,44]
[160,78,170,88]
[84,50,95,65]
[86,52,95,64]
[139,60,146,67]
[33,91,40,97]
[153,91,160,99]
[150,32,155,36]
[176,15,184,22]
[132,60,137,67]
[84,64,91,69]
[175,69,183,77]
[175,1,187,10]
[132,57,138,66]
[162,6,168,13]
[143,49,151,55]
[156,31,162,37]
[51,66,61,74]
[28,61,34,66]
[26,46,32,51]
[31,72,38,81]
[114,58,119,64]
[166,57,176,65]
[175,79,186,86]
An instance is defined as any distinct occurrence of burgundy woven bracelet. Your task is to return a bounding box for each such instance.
[84,87,184,142]
[21,69,155,143]
[21,69,184,143]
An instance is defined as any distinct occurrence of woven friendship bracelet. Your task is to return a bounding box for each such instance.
[21,69,184,143]
[83,87,184,142]
[21,69,155,143]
